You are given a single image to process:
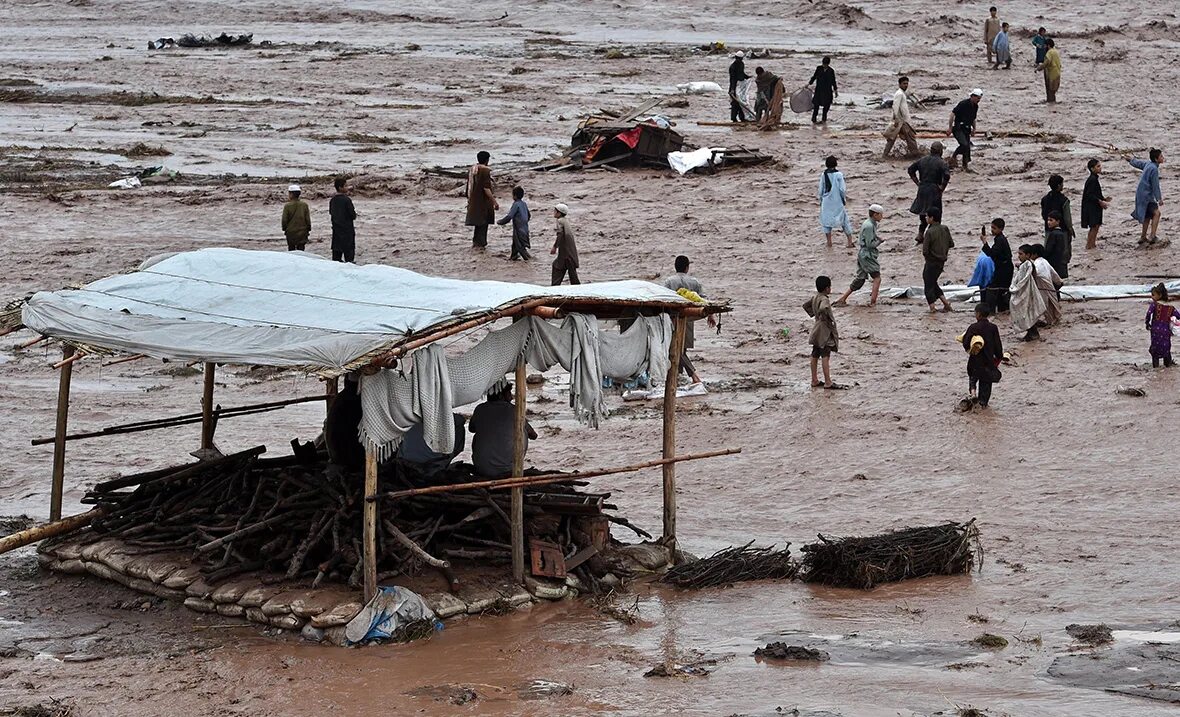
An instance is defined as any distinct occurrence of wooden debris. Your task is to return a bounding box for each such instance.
[800,520,980,589]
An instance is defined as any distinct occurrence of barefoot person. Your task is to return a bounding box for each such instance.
[962,303,1003,408]
[883,76,920,158]
[1080,159,1110,249]
[919,208,955,313]
[984,7,1001,65]
[550,203,580,285]
[1146,283,1177,368]
[663,255,717,386]
[835,204,885,307]
[1036,38,1062,103]
[818,155,853,247]
[908,142,951,242]
[804,275,838,388]
[1130,149,1164,246]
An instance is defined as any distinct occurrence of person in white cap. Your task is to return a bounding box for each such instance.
[728,51,751,122]
[550,203,580,285]
[948,89,983,172]
[834,204,886,307]
[281,184,311,251]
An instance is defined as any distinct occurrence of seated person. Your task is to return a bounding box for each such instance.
[396,413,466,478]
[469,384,537,477]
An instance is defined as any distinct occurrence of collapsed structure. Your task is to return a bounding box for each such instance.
[0,248,733,640]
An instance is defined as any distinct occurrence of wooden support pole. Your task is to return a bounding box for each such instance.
[363,445,379,602]
[50,345,75,521]
[662,315,688,548]
[511,357,527,584]
[0,509,101,556]
[201,362,215,451]
[324,376,338,415]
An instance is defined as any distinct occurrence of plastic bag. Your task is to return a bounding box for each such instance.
[343,585,442,645]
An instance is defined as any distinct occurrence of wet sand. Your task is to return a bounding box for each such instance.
[1,0,1179,715]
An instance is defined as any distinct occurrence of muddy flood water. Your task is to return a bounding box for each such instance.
[1,0,1179,715]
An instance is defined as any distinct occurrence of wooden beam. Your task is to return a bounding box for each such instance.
[0,509,101,556]
[662,315,688,548]
[50,346,75,521]
[201,362,215,451]
[324,376,339,415]
[374,447,741,501]
[363,445,379,602]
[511,356,527,584]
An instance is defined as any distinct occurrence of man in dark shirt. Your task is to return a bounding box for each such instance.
[728,51,751,122]
[920,208,955,313]
[808,56,837,124]
[908,142,951,242]
[329,176,357,262]
[949,89,982,172]
[1040,174,1074,269]
[962,303,1003,408]
[980,217,1013,312]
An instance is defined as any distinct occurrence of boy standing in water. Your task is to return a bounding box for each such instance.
[962,303,1003,408]
[497,186,532,261]
[804,275,839,388]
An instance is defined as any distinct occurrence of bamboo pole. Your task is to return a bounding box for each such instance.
[16,335,46,350]
[374,447,741,501]
[31,395,327,445]
[52,351,85,369]
[363,444,379,602]
[201,362,215,451]
[324,376,339,415]
[50,345,76,521]
[511,357,527,584]
[662,315,688,547]
[101,353,147,367]
[0,509,101,556]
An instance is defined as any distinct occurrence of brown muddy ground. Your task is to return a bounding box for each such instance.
[1,0,1179,715]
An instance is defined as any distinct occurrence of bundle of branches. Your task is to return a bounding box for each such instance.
[659,541,797,589]
[79,445,631,590]
[800,520,980,589]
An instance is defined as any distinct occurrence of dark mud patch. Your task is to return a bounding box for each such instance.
[1048,640,1180,704]
[755,630,987,669]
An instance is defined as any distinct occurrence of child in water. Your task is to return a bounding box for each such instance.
[1146,283,1177,368]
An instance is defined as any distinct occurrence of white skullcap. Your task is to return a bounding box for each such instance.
[869,204,885,214]
[970,88,984,97]
[554,203,569,215]
[288,184,301,193]
[734,50,745,58]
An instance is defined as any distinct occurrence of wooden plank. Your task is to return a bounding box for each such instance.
[324,376,338,415]
[0,509,100,556]
[201,362,215,450]
[50,346,75,521]
[511,357,527,584]
[363,446,379,602]
[662,315,688,547]
[617,95,665,123]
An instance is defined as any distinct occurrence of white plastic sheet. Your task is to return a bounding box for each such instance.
[878,281,1180,303]
[21,248,692,372]
[668,147,722,176]
[675,81,723,95]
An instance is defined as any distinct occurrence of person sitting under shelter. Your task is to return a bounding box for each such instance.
[469,385,537,478]
[396,414,466,479]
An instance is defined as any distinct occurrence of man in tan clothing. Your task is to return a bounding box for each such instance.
[883,76,920,158]
[550,203,579,285]
[281,184,310,251]
[984,7,1001,65]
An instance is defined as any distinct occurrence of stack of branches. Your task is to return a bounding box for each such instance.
[79,445,635,590]
[800,520,980,589]
[660,541,797,589]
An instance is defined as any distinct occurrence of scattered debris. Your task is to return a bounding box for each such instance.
[589,590,639,625]
[972,633,1009,649]
[644,658,717,677]
[660,541,796,589]
[1066,623,1113,645]
[123,142,171,158]
[967,612,990,623]
[801,520,980,589]
[754,643,830,661]
[178,33,254,48]
[1116,385,1146,397]
[518,680,573,700]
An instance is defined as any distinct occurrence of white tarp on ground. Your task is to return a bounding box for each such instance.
[877,281,1180,303]
[20,248,691,372]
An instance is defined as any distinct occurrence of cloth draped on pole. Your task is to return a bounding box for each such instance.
[358,314,671,461]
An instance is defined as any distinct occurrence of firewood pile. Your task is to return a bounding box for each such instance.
[800,520,980,589]
[77,445,635,591]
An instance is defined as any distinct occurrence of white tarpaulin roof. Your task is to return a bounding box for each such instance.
[20,248,692,372]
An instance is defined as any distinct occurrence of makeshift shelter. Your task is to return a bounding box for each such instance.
[1,248,732,610]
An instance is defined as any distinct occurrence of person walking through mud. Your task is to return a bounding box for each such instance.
[919,208,955,313]
[1032,27,1048,65]
[466,150,497,249]
[1036,38,1062,103]
[1146,283,1177,368]
[983,7,1001,66]
[818,155,853,248]
[834,204,886,307]
[962,303,1002,408]
[1129,149,1165,247]
[728,51,751,122]
[280,184,310,251]
[883,76,920,158]
[497,185,532,261]
[992,22,1012,70]
[1080,159,1111,250]
[550,203,579,285]
[807,56,838,124]
[948,89,983,172]
[908,142,951,242]
[328,176,357,263]
[804,275,839,389]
